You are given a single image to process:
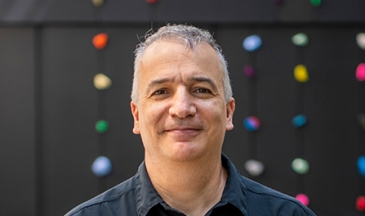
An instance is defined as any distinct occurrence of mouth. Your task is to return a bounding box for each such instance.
[165,127,201,132]
[163,127,202,137]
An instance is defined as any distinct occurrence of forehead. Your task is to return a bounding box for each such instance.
[138,40,223,80]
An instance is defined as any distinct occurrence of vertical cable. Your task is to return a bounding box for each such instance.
[358,28,365,205]
[294,28,307,195]
[92,4,109,193]
[248,28,259,161]
[34,25,43,216]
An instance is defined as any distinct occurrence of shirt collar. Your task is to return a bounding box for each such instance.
[135,162,164,216]
[219,153,248,215]
[135,153,248,216]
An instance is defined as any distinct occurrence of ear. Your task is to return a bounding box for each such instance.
[131,101,140,134]
[225,98,235,131]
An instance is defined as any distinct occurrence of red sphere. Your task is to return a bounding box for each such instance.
[356,196,365,212]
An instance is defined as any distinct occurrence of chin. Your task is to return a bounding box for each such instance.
[165,142,203,162]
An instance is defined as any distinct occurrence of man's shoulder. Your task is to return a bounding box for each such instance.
[65,176,137,216]
[239,175,316,215]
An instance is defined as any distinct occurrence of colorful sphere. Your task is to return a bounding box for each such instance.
[296,193,310,206]
[356,63,365,82]
[95,120,109,133]
[245,159,265,177]
[292,158,309,174]
[292,33,309,47]
[357,156,365,177]
[243,35,262,52]
[292,115,307,128]
[244,116,261,132]
[91,156,113,177]
[356,196,365,212]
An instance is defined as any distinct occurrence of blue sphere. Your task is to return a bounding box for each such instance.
[292,115,307,128]
[92,156,113,177]
[243,35,262,52]
[358,156,365,177]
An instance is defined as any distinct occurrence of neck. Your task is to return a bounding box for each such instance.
[145,153,227,216]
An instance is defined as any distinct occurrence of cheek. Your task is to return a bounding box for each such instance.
[200,100,227,123]
[208,100,226,114]
[139,102,167,127]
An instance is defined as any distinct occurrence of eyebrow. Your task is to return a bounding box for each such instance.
[188,76,218,92]
[145,76,218,94]
[148,77,174,86]
[145,77,174,95]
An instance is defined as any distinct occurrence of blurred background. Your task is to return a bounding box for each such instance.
[1,0,365,215]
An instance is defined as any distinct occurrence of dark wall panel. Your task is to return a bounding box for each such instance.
[217,26,365,215]
[2,0,365,23]
[255,27,298,195]
[318,0,361,22]
[274,0,313,22]
[216,27,251,174]
[147,0,275,23]
[218,27,299,195]
[103,27,148,189]
[41,27,100,215]
[0,28,36,215]
[304,27,360,215]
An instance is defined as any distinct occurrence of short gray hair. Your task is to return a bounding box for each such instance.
[131,24,232,104]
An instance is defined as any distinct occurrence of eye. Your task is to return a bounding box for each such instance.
[153,89,168,95]
[194,88,211,94]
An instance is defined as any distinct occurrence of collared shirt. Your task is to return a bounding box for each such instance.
[66,154,316,216]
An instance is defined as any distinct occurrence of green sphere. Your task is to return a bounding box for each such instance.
[292,158,309,174]
[292,33,309,47]
[310,0,322,7]
[95,120,109,133]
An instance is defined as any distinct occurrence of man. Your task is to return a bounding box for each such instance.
[66,24,316,216]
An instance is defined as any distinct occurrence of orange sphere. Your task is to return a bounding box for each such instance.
[92,33,109,50]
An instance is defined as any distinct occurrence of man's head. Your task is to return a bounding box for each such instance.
[131,24,232,105]
[130,24,235,162]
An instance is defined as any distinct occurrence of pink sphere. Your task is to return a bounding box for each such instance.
[356,63,365,82]
[295,194,310,206]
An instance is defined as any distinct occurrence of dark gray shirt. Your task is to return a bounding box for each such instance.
[66,154,316,216]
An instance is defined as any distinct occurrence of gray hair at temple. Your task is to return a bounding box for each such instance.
[131,24,233,104]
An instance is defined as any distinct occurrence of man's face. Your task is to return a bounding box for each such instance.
[131,40,235,162]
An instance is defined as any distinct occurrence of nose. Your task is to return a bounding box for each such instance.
[169,87,196,119]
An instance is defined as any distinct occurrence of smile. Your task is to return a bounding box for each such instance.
[164,128,202,137]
